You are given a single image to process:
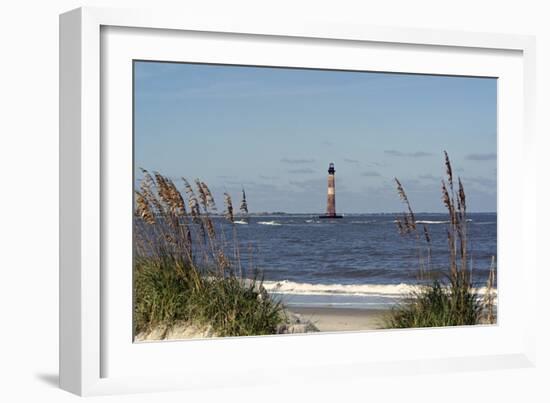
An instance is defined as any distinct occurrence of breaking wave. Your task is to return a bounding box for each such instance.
[262,280,416,297]
[258,221,282,226]
[412,219,474,225]
[262,280,497,298]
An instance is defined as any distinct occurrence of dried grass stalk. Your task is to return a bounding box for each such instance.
[224,193,234,223]
[395,178,416,231]
[394,151,473,285]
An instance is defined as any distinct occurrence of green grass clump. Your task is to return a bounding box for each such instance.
[134,257,190,336]
[188,275,283,337]
[133,171,284,338]
[384,280,482,328]
[134,257,283,337]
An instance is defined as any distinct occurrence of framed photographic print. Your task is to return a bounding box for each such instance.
[60,7,537,396]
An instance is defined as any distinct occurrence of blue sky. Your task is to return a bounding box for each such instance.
[134,61,497,213]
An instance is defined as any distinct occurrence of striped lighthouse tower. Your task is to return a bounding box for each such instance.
[320,162,343,219]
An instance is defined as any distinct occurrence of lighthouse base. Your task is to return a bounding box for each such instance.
[319,214,343,219]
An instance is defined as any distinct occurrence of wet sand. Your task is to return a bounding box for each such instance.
[290,307,389,332]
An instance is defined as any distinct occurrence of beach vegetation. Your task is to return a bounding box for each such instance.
[133,170,284,338]
[386,152,497,328]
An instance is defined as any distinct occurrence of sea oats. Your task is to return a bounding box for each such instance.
[444,150,453,191]
[224,192,234,223]
[195,179,209,212]
[135,190,155,224]
[423,224,431,244]
[201,181,217,212]
[394,177,416,230]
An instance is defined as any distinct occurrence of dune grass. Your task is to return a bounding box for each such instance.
[133,171,284,338]
[386,152,496,329]
[385,280,483,328]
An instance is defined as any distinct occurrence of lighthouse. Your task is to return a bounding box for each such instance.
[319,162,343,219]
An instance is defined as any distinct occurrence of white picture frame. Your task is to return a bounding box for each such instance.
[59,6,537,396]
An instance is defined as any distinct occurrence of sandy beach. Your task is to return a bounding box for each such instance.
[290,307,389,332]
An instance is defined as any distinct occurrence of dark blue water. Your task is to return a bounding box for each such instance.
[233,213,496,288]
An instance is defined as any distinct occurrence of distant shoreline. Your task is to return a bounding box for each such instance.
[199,211,498,216]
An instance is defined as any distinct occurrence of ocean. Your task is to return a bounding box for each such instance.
[232,212,497,309]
